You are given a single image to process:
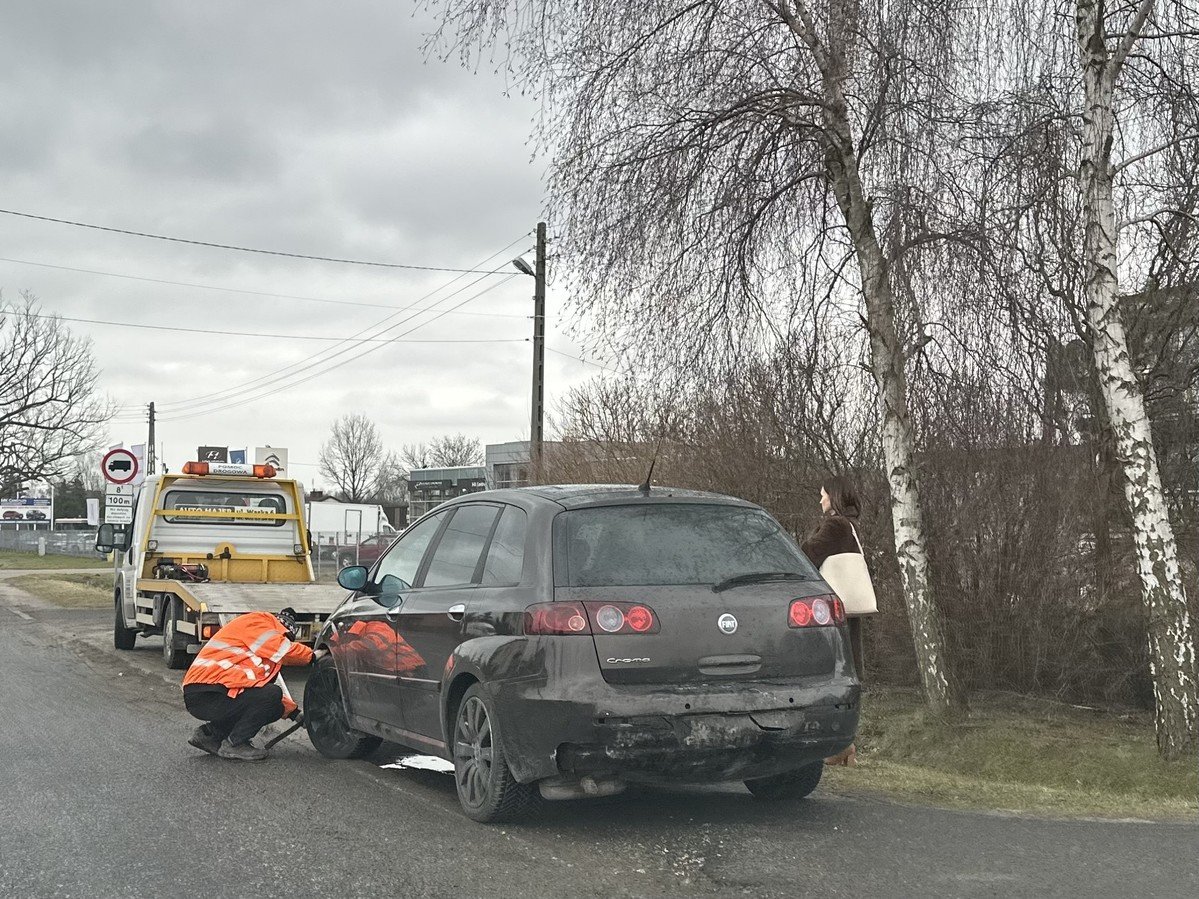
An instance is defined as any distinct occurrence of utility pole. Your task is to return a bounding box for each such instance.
[530,222,547,476]
[147,402,156,475]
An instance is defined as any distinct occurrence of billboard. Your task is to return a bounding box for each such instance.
[0,494,53,524]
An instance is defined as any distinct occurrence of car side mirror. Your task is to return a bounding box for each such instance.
[95,523,130,554]
[337,566,370,592]
[376,573,410,607]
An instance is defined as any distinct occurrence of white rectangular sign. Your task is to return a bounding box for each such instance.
[105,484,133,523]
[104,505,133,524]
[255,447,288,476]
[105,484,134,506]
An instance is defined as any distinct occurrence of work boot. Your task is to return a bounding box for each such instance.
[218,739,268,761]
[188,725,221,756]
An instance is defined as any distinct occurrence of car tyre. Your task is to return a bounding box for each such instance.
[452,684,539,824]
[113,595,137,651]
[744,760,824,801]
[304,656,381,759]
[162,596,191,670]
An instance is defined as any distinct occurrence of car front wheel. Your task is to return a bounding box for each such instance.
[304,656,381,759]
[452,684,539,823]
[744,760,824,801]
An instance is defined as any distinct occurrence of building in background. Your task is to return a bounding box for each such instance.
[407,466,488,519]
[485,441,532,490]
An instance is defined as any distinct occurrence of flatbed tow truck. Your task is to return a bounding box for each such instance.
[95,461,345,669]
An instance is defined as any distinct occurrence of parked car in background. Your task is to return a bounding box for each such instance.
[336,533,395,569]
[305,484,860,823]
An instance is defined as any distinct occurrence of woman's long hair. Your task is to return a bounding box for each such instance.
[822,475,861,520]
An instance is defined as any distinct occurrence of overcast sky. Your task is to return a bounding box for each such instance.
[0,1,605,489]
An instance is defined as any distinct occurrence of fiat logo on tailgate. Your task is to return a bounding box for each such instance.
[718,613,738,634]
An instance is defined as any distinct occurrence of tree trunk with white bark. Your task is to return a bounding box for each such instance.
[1076,0,1197,758]
[780,0,963,716]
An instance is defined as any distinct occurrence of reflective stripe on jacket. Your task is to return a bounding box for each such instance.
[182,611,313,714]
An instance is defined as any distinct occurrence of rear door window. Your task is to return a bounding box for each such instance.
[421,505,501,588]
[559,503,817,587]
[481,506,527,585]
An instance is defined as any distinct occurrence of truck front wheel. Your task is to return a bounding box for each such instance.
[113,595,137,651]
[162,597,192,670]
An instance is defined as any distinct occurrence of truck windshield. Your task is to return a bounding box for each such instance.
[558,503,817,587]
[161,490,287,527]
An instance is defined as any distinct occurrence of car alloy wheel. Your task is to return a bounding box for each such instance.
[452,684,539,823]
[455,695,494,807]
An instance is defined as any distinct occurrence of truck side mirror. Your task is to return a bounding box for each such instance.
[95,523,130,554]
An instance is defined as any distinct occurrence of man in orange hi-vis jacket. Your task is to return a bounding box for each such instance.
[182,607,326,761]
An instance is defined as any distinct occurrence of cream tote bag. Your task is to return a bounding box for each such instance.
[818,523,878,615]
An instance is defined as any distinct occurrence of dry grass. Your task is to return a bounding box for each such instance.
[822,688,1198,821]
[0,551,110,571]
[8,572,113,608]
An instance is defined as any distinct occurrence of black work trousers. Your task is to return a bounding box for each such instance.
[183,683,284,746]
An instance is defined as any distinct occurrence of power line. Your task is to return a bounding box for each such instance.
[0,255,532,318]
[27,310,527,344]
[145,270,514,415]
[153,275,521,422]
[136,235,531,414]
[0,208,520,274]
[544,345,620,372]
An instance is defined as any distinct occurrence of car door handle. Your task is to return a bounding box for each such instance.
[447,603,466,621]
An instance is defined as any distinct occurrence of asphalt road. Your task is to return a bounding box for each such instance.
[0,580,1195,899]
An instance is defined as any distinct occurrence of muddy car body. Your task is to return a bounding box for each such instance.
[307,485,860,822]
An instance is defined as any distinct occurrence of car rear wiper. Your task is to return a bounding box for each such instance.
[712,572,812,593]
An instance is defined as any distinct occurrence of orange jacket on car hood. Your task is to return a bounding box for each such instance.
[182,611,313,714]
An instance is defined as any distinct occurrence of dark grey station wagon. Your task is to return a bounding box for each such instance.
[305,485,860,822]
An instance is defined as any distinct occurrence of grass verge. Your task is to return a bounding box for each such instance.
[8,572,112,608]
[822,687,1197,821]
[0,550,110,571]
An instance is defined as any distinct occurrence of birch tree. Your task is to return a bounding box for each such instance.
[945,0,1199,756]
[1071,0,1197,758]
[424,0,964,713]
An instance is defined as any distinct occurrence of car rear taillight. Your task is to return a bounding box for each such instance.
[584,602,660,634]
[789,595,845,628]
[523,601,661,635]
[524,602,591,635]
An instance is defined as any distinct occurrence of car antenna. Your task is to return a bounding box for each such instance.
[638,435,665,495]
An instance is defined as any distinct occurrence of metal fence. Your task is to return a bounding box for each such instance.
[0,530,100,558]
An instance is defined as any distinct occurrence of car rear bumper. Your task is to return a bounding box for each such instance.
[489,674,859,784]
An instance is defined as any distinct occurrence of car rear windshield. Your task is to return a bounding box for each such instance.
[559,503,818,587]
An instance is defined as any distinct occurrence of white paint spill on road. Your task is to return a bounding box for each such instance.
[6,607,32,621]
[381,755,455,774]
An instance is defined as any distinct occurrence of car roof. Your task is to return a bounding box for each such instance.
[448,484,759,511]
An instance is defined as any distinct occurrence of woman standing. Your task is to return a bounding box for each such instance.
[801,474,868,767]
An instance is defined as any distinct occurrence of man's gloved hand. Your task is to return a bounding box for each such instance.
[312,648,329,663]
